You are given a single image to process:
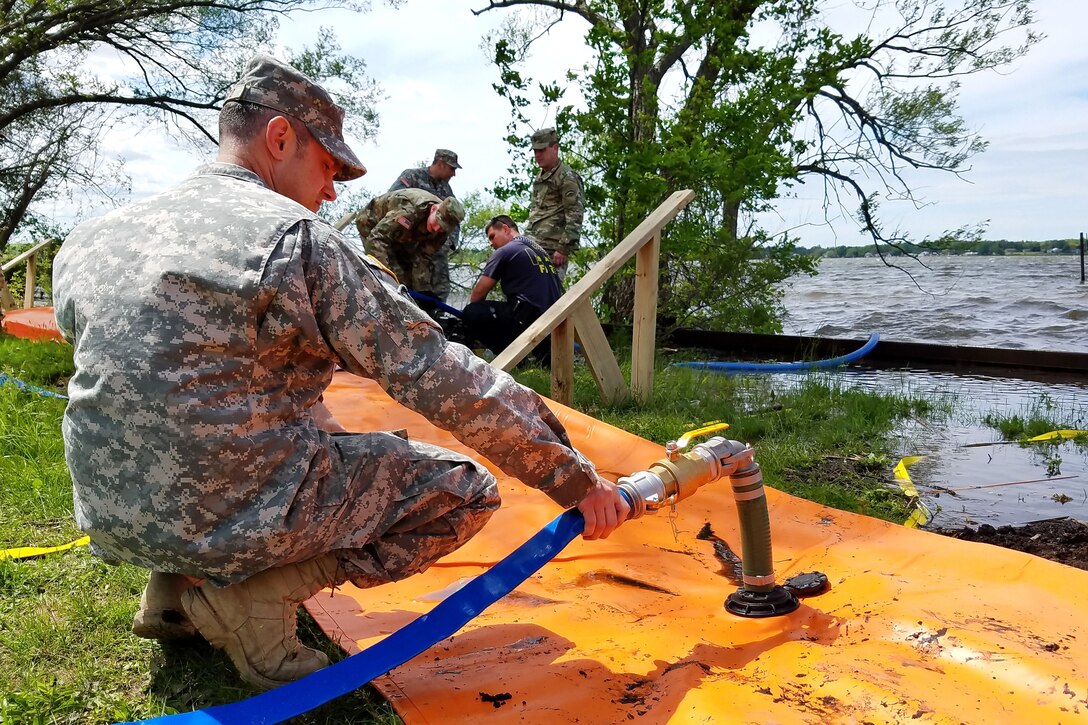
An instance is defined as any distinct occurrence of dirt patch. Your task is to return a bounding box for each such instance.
[929,518,1088,571]
[780,455,891,491]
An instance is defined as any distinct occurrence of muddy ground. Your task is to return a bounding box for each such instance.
[931,517,1088,571]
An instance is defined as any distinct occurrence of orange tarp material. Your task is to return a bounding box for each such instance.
[6,313,1084,721]
[312,373,1088,724]
[1,307,65,343]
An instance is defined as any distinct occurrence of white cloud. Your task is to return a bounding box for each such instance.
[71,0,1088,246]
[761,0,1088,244]
[320,0,591,199]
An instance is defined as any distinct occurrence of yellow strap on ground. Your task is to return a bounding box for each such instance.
[893,455,931,528]
[0,535,90,562]
[1027,429,1088,442]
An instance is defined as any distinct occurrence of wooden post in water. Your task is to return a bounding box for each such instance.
[1080,232,1085,284]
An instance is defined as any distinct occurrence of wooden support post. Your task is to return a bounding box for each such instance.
[0,274,16,311]
[23,253,37,308]
[550,319,575,406]
[631,233,661,402]
[572,302,628,404]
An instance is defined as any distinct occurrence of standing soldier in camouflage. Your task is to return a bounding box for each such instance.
[390,149,461,301]
[52,55,628,689]
[526,127,585,280]
[354,188,464,304]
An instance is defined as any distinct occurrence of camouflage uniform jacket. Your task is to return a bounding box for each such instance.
[355,188,449,257]
[389,167,459,249]
[526,160,584,256]
[52,163,598,582]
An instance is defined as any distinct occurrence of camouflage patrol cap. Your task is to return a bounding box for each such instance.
[434,148,461,169]
[435,197,465,233]
[225,54,367,182]
[531,127,559,149]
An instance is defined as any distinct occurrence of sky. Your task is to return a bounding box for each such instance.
[100,0,1088,247]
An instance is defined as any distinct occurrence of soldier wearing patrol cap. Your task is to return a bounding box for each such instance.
[388,148,464,301]
[526,127,585,280]
[355,188,465,302]
[53,54,628,689]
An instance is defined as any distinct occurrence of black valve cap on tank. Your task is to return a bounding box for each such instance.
[783,571,830,598]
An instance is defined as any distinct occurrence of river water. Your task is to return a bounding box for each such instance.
[463,253,1086,526]
[780,255,1088,352]
[774,255,1088,528]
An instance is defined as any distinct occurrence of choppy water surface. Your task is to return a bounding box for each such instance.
[770,256,1088,527]
[781,255,1088,352]
[791,368,1088,529]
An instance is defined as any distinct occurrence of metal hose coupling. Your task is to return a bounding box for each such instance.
[617,436,755,519]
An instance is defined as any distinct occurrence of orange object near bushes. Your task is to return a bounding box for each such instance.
[1,307,66,343]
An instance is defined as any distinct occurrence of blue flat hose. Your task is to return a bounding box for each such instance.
[0,371,68,400]
[408,290,464,318]
[672,332,879,374]
[122,506,589,725]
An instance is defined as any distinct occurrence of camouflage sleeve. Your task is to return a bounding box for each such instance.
[306,223,598,508]
[388,169,415,192]
[561,169,584,255]
[54,299,74,343]
[368,205,415,247]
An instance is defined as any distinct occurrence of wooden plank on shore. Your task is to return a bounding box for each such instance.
[0,274,16,310]
[631,233,660,402]
[23,253,36,309]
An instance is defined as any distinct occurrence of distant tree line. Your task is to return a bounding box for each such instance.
[799,239,1082,258]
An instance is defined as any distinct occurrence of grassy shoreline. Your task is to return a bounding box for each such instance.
[2,333,935,723]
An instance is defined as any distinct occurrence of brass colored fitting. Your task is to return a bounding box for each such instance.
[618,436,754,518]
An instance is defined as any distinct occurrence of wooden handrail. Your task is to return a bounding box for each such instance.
[333,211,357,232]
[1,238,54,272]
[492,190,695,404]
[2,238,56,310]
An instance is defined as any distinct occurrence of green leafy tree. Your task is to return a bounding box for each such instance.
[473,0,1037,332]
[457,189,510,249]
[0,1,389,253]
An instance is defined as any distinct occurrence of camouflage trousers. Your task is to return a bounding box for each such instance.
[429,243,451,301]
[366,240,451,301]
[302,431,499,589]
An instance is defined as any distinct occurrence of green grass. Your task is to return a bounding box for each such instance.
[515,361,932,521]
[1,332,943,722]
[978,393,1088,478]
[982,391,1088,445]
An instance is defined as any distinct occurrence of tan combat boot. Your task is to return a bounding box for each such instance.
[180,554,340,689]
[132,571,199,640]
